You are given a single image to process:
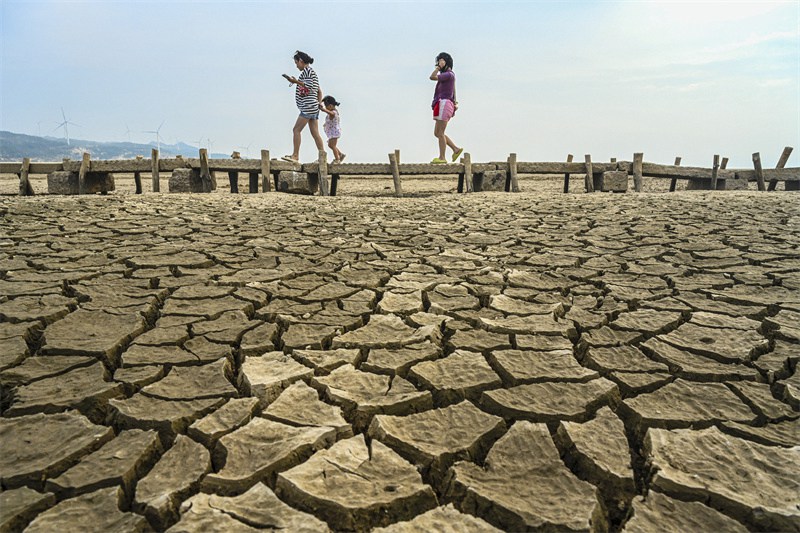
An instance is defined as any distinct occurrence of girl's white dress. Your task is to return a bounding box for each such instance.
[324,109,341,139]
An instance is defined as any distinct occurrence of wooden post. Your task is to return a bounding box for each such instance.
[199,148,212,192]
[318,150,330,196]
[669,157,681,192]
[710,154,720,190]
[260,150,271,192]
[394,149,400,166]
[632,152,643,192]
[584,154,594,193]
[752,152,765,191]
[463,152,473,193]
[507,153,519,192]
[19,158,34,196]
[78,152,90,195]
[564,154,573,193]
[151,149,160,192]
[389,151,403,197]
[769,146,793,191]
[720,157,729,170]
[248,172,259,193]
[228,171,239,193]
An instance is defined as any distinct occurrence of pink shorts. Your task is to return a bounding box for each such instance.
[433,99,455,122]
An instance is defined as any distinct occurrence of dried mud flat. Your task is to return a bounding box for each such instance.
[0,185,798,532]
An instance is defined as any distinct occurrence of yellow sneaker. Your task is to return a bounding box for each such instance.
[431,158,447,164]
[452,148,464,162]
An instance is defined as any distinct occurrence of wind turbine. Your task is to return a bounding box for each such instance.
[54,108,80,145]
[143,120,165,152]
[195,137,205,150]
[124,124,132,142]
[236,142,252,158]
[206,137,214,155]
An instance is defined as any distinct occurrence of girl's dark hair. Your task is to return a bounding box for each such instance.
[294,50,313,64]
[322,95,340,106]
[436,52,453,71]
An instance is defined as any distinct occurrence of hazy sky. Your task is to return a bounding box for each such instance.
[2,0,798,167]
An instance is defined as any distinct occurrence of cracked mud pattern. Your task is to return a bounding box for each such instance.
[1,190,798,532]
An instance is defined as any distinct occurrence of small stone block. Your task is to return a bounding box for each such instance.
[476,170,506,192]
[169,168,208,193]
[600,171,628,192]
[278,171,316,195]
[47,171,115,195]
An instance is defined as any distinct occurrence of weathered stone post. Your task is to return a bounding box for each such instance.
[563,154,573,193]
[584,154,594,193]
[710,154,720,190]
[768,146,793,191]
[151,148,160,192]
[633,153,643,192]
[389,150,402,197]
[260,150,271,192]
[669,157,681,192]
[318,150,330,196]
[19,158,33,196]
[752,152,765,191]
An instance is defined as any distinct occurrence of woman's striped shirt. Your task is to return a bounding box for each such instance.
[295,66,320,115]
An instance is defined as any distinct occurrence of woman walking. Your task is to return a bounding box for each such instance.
[282,50,325,163]
[429,52,463,164]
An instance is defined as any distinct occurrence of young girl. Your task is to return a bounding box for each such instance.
[282,50,325,163]
[429,52,463,164]
[321,95,346,163]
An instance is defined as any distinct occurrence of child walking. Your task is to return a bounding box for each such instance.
[321,95,346,163]
[429,52,463,164]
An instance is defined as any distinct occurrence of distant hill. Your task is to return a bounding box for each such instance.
[0,131,229,161]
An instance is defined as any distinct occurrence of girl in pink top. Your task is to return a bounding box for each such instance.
[429,52,463,164]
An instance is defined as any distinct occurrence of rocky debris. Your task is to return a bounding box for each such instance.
[312,364,432,431]
[646,426,800,531]
[408,350,502,404]
[238,322,279,357]
[445,421,605,532]
[0,487,56,532]
[141,358,237,401]
[331,314,440,349]
[0,412,114,489]
[40,309,146,366]
[293,348,361,374]
[239,351,313,406]
[720,417,800,448]
[264,381,353,439]
[110,394,226,438]
[187,397,260,446]
[276,435,438,531]
[622,490,748,533]
[169,482,328,532]
[619,379,757,433]
[24,486,149,533]
[554,407,635,514]
[655,323,767,363]
[202,417,336,495]
[481,378,619,423]
[372,504,502,533]
[133,435,211,528]
[45,428,161,498]
[369,401,505,489]
[489,348,598,385]
[360,343,438,377]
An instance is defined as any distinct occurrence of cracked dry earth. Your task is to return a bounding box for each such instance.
[0,189,798,533]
